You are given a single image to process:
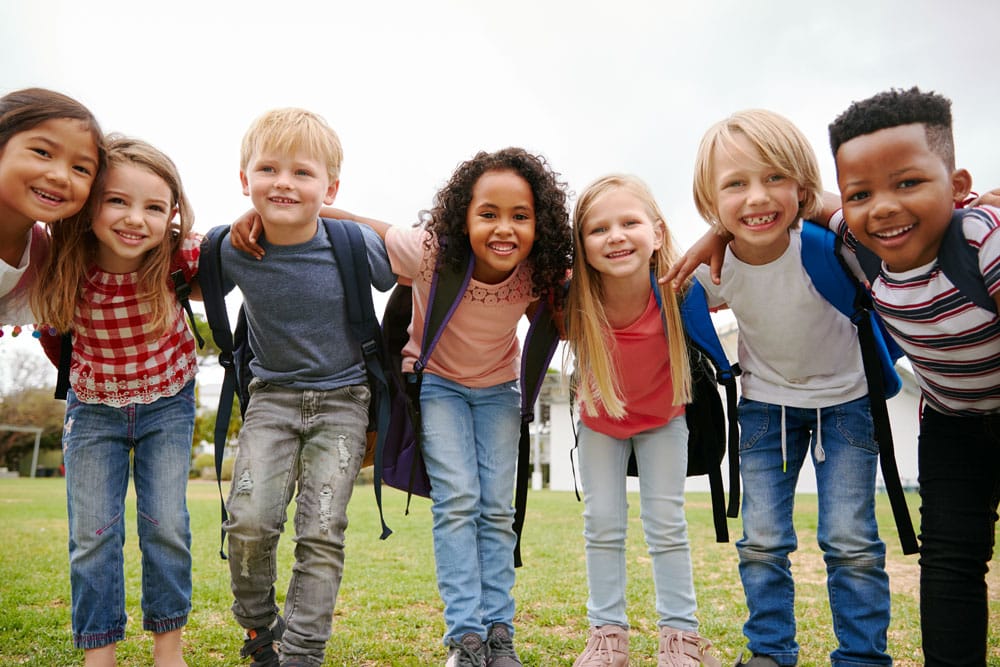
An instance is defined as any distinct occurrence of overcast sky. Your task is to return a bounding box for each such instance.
[2,0,1000,382]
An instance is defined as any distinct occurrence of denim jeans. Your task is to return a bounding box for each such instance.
[63,381,195,650]
[418,373,520,645]
[736,397,890,667]
[577,417,698,631]
[917,407,1000,667]
[225,380,369,666]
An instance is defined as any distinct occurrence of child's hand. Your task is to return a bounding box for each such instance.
[230,210,265,259]
[661,230,729,289]
[970,188,1000,208]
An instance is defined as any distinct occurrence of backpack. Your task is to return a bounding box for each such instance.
[559,275,741,553]
[799,222,916,554]
[378,252,564,568]
[198,218,396,553]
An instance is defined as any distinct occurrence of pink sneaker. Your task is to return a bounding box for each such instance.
[657,626,721,667]
[572,625,629,667]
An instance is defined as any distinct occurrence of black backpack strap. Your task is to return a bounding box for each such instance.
[54,333,73,400]
[513,292,563,567]
[938,209,997,313]
[171,269,204,349]
[199,225,236,559]
[323,218,394,539]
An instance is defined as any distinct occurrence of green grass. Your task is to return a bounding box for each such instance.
[0,478,997,665]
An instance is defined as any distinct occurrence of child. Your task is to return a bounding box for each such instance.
[283,147,573,667]
[564,174,721,667]
[219,108,394,667]
[31,135,198,667]
[689,110,892,667]
[0,87,104,324]
[828,87,1000,666]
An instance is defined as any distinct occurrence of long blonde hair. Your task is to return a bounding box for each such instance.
[566,174,691,418]
[33,135,194,338]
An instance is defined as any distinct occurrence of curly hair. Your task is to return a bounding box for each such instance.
[425,147,573,308]
[829,86,955,170]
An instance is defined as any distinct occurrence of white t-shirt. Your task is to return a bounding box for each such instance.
[695,227,867,408]
[0,224,45,326]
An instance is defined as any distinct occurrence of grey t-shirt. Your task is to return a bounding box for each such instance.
[220,220,394,390]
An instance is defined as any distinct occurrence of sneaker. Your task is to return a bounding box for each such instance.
[240,615,286,667]
[485,624,522,667]
[733,653,780,667]
[658,627,721,667]
[446,632,486,667]
[572,625,629,667]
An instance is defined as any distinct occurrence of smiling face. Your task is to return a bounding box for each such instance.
[92,163,173,273]
[836,123,972,272]
[465,169,536,284]
[0,118,100,228]
[581,187,662,283]
[240,149,338,245]
[711,132,803,265]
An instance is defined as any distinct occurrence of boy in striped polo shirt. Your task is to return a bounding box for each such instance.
[829,86,1000,666]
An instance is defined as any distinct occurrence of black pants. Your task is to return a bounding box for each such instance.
[918,407,1000,666]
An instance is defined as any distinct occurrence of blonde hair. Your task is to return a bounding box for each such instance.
[692,109,823,234]
[33,135,194,337]
[566,174,691,418]
[240,107,343,182]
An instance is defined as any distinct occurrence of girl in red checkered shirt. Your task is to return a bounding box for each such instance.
[32,135,200,667]
[0,87,104,327]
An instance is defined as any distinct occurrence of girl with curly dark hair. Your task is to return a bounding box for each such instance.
[232,146,572,666]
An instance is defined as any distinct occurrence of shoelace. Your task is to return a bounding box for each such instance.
[589,630,621,665]
[659,630,709,666]
[452,638,484,667]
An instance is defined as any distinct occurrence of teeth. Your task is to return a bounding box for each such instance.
[743,213,777,227]
[873,224,914,239]
[490,243,515,251]
[607,250,632,258]
[118,232,144,240]
[33,188,63,203]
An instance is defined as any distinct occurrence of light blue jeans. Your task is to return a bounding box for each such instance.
[63,381,195,649]
[736,397,891,667]
[419,373,521,645]
[577,417,698,630]
[224,379,369,667]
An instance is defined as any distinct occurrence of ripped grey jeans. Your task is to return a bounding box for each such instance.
[224,378,370,666]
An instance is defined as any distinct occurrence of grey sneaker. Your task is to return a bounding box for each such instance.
[485,624,522,666]
[446,632,486,667]
[733,653,780,667]
[240,615,286,667]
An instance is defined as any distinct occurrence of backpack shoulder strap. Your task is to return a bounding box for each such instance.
[417,251,475,370]
[799,223,917,555]
[513,283,566,567]
[199,225,237,559]
[323,218,394,539]
[938,209,996,313]
[676,278,741,538]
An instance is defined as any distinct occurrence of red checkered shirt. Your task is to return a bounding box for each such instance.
[69,233,200,407]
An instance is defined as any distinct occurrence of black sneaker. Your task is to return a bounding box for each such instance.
[446,632,486,667]
[241,615,286,667]
[733,653,781,667]
[485,625,522,667]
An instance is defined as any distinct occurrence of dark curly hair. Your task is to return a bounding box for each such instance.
[426,147,573,308]
[829,86,955,170]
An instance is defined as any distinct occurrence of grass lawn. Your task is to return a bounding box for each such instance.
[0,477,997,665]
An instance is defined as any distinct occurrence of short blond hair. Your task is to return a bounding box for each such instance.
[240,107,343,182]
[692,109,822,233]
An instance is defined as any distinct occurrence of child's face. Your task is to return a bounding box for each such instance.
[465,169,536,284]
[0,118,99,227]
[240,149,338,245]
[581,188,662,282]
[711,133,803,265]
[92,164,172,273]
[836,123,972,272]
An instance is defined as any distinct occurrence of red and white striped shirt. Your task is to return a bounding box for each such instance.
[834,206,1000,415]
[69,234,200,407]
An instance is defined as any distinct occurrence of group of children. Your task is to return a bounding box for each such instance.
[0,82,996,667]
